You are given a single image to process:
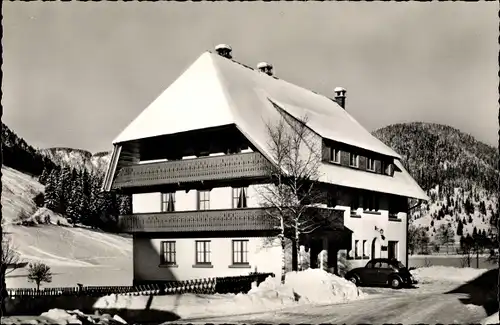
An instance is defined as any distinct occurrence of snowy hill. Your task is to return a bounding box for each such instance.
[39,147,111,173]
[2,165,132,287]
[373,122,499,243]
[2,166,45,225]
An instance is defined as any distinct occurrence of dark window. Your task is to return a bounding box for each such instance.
[232,187,248,209]
[198,190,210,210]
[232,240,249,264]
[349,153,359,167]
[161,193,176,212]
[160,241,176,265]
[364,192,379,211]
[195,240,211,264]
[362,240,367,257]
[366,158,375,171]
[330,148,340,163]
[354,240,359,258]
[365,261,375,268]
[350,190,360,211]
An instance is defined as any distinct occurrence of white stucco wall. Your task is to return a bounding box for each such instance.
[133,236,282,282]
[132,185,264,213]
[339,203,407,269]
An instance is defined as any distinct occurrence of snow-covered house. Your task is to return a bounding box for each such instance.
[102,45,428,284]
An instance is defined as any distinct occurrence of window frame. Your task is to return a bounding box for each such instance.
[197,190,211,210]
[161,192,176,212]
[160,241,177,266]
[232,187,249,209]
[232,239,249,265]
[195,240,211,265]
[330,148,341,164]
[349,153,359,168]
[366,158,376,171]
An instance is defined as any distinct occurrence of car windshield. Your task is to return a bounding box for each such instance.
[396,261,405,268]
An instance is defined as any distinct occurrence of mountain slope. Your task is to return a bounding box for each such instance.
[372,122,498,243]
[39,147,111,173]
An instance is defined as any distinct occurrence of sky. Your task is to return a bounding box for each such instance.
[2,2,498,154]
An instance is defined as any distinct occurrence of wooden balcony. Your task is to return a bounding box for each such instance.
[118,207,345,233]
[111,152,270,191]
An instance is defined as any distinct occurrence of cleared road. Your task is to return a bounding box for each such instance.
[178,289,489,324]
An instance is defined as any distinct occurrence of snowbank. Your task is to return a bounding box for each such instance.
[40,308,127,325]
[93,270,365,318]
[410,266,488,284]
[481,312,499,325]
[283,269,365,304]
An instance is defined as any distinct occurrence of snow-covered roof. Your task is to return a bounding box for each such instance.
[113,51,400,160]
[112,51,428,200]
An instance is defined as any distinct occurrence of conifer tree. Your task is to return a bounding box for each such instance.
[44,169,60,211]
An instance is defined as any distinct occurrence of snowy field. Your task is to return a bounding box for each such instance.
[6,225,132,288]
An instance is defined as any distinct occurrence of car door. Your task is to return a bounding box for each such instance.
[361,261,380,285]
[376,261,393,284]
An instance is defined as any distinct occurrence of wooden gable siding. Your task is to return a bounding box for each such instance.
[358,156,367,171]
[340,151,350,166]
[374,159,382,173]
[322,144,330,161]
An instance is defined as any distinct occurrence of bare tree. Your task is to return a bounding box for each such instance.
[257,115,323,282]
[1,233,23,314]
[28,262,53,291]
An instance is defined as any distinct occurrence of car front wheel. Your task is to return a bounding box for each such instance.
[389,277,401,289]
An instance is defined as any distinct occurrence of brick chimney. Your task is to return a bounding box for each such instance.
[215,44,232,59]
[334,87,347,109]
[257,62,274,76]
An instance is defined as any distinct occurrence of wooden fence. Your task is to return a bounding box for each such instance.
[7,272,274,298]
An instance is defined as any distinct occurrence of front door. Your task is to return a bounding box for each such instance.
[388,241,398,260]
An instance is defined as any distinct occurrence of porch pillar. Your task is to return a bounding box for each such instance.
[319,236,328,271]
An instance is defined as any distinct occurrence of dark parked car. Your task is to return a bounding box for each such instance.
[345,258,417,289]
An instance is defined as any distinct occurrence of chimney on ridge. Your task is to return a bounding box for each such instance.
[257,62,274,76]
[215,44,232,59]
[334,87,347,109]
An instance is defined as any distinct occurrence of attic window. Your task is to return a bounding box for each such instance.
[349,153,359,168]
[330,148,340,164]
[367,158,375,171]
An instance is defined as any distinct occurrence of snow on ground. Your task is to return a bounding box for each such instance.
[2,166,44,225]
[481,312,499,325]
[410,266,489,285]
[93,270,365,319]
[6,226,132,288]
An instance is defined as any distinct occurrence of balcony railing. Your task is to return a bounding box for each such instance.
[112,152,270,190]
[118,207,345,233]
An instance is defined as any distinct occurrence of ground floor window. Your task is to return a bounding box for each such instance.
[232,240,249,265]
[354,240,359,258]
[160,241,176,265]
[195,240,211,265]
[388,240,398,260]
[362,240,369,258]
